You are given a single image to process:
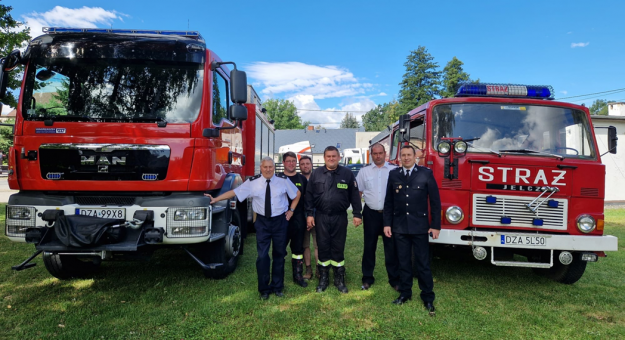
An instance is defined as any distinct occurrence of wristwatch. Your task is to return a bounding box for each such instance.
[289,208,295,212]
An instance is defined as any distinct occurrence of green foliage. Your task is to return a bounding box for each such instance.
[1,204,624,339]
[340,112,359,129]
[0,118,13,163]
[398,46,441,114]
[590,99,612,116]
[263,98,309,130]
[361,100,400,132]
[441,57,471,98]
[0,3,31,108]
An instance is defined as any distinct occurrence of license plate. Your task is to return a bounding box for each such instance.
[500,235,546,246]
[76,208,126,219]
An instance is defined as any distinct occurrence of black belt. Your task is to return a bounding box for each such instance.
[365,205,384,214]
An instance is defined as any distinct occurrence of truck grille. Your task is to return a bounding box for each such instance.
[472,194,567,230]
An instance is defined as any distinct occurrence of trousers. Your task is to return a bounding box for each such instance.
[255,213,288,294]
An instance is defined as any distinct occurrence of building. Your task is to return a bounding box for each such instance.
[275,126,379,164]
[591,115,625,203]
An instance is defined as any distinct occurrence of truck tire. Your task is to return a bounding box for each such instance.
[532,251,587,284]
[201,210,242,279]
[42,252,102,280]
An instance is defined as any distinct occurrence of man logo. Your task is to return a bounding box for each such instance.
[81,156,126,166]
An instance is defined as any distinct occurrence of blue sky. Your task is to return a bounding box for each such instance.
[7,0,625,127]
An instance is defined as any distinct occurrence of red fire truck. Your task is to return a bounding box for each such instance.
[1,27,275,279]
[371,83,619,283]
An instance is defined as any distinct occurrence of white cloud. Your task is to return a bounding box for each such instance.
[288,95,376,129]
[571,42,590,48]
[378,92,387,96]
[247,61,373,100]
[560,90,568,95]
[22,6,125,38]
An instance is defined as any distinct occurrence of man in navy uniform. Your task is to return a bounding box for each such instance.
[208,157,300,300]
[305,146,362,294]
[383,145,441,315]
[355,143,400,291]
[281,151,308,288]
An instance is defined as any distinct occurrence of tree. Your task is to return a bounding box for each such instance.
[590,99,611,116]
[440,57,472,98]
[0,3,31,108]
[262,98,309,130]
[340,112,359,128]
[361,99,400,131]
[398,46,441,114]
[0,118,14,163]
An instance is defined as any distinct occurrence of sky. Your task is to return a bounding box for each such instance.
[5,0,625,128]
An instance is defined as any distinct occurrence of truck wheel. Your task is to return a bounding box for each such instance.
[201,211,242,279]
[42,252,101,280]
[533,251,587,284]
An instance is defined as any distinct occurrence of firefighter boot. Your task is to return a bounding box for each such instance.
[303,265,313,280]
[316,266,330,293]
[292,259,308,288]
[333,266,348,294]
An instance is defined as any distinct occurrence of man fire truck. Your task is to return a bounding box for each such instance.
[1,27,275,280]
[372,83,619,284]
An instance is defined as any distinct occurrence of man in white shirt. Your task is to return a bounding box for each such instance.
[355,143,400,291]
[208,157,300,300]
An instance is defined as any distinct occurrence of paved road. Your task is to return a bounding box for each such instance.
[0,175,17,203]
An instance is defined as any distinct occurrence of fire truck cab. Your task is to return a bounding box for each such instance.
[1,27,273,280]
[372,83,619,284]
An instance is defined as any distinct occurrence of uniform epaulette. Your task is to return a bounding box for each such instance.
[276,173,288,179]
[249,174,263,181]
[390,167,402,172]
[416,165,431,172]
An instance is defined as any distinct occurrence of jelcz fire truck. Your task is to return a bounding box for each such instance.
[371,83,619,283]
[1,27,275,279]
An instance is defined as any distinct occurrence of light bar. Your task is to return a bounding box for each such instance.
[455,83,554,100]
[42,27,201,38]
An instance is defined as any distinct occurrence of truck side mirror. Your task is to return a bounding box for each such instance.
[0,50,22,101]
[0,70,7,101]
[399,114,411,142]
[230,69,247,104]
[608,126,618,154]
[229,105,248,121]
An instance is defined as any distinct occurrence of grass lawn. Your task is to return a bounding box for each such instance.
[1,203,624,339]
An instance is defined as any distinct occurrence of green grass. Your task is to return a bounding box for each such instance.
[1,204,624,339]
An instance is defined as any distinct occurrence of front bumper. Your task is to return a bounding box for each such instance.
[431,229,618,252]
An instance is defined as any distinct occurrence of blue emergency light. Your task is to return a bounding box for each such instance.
[485,196,497,204]
[532,218,544,226]
[455,83,554,100]
[42,27,202,39]
[500,216,511,224]
[547,200,559,208]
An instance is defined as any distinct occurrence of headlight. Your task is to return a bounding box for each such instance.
[167,207,210,238]
[438,141,451,154]
[454,141,468,153]
[577,215,596,233]
[6,206,36,238]
[174,208,207,221]
[445,206,464,224]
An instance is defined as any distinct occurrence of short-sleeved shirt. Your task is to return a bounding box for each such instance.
[234,174,299,217]
[355,162,397,211]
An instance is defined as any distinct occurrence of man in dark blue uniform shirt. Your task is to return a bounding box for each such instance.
[383,145,441,315]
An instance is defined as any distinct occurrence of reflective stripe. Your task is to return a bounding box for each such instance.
[318,260,331,267]
[330,260,345,267]
[292,254,304,259]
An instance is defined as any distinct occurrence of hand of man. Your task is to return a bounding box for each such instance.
[204,193,216,205]
[285,210,293,221]
[353,217,362,227]
[428,228,440,240]
[383,226,392,238]
[307,216,315,230]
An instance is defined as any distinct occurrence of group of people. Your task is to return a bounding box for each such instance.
[208,143,441,316]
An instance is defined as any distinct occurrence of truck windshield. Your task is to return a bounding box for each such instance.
[432,103,596,159]
[21,59,204,123]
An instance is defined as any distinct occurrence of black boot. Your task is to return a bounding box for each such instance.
[292,259,308,288]
[333,266,348,294]
[316,266,329,292]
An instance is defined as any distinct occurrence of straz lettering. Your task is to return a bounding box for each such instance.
[487,85,508,95]
[337,183,348,189]
[478,166,566,186]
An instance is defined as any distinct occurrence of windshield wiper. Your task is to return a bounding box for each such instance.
[467,142,501,157]
[499,149,563,160]
[44,115,95,122]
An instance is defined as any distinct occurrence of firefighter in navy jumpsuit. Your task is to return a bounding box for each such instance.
[305,146,362,293]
